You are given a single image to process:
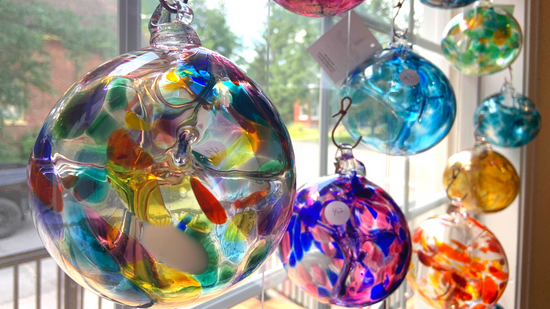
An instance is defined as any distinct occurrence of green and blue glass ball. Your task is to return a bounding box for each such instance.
[28,3,296,308]
[475,83,541,147]
[442,1,523,76]
[342,38,456,156]
[420,0,476,9]
[279,145,411,307]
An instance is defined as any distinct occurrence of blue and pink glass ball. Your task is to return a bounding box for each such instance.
[28,3,296,308]
[273,0,365,17]
[475,83,541,147]
[342,39,457,156]
[420,0,476,9]
[279,145,411,307]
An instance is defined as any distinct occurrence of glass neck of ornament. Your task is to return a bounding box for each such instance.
[335,145,366,177]
[475,0,493,7]
[446,200,469,221]
[149,2,202,49]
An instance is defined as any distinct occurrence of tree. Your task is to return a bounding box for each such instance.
[246,1,414,124]
[245,4,322,123]
[0,0,117,162]
[0,0,117,113]
[141,0,242,60]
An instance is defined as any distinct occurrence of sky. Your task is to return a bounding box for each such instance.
[208,0,268,62]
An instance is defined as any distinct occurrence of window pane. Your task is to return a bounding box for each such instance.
[0,0,117,307]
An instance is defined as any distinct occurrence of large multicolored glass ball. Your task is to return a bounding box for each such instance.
[28,4,296,308]
[279,148,411,307]
[442,3,523,76]
[443,141,519,214]
[408,209,509,309]
[273,0,365,17]
[475,84,541,147]
[342,41,456,156]
[420,0,476,9]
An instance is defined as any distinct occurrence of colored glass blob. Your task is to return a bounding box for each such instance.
[408,203,509,309]
[273,0,365,17]
[441,0,523,76]
[279,145,411,307]
[342,39,457,155]
[28,3,296,308]
[475,82,541,147]
[420,0,476,9]
[443,138,519,214]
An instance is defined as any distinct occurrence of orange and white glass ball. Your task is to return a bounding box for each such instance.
[407,207,508,309]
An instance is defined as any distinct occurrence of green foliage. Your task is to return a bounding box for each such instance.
[245,4,321,123]
[141,0,242,59]
[0,0,117,163]
[0,0,117,111]
[0,129,38,163]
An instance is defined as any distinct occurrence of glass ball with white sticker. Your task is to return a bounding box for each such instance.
[279,144,412,307]
[342,38,457,155]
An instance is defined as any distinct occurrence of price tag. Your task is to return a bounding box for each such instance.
[399,69,420,86]
[308,11,383,86]
[324,201,351,226]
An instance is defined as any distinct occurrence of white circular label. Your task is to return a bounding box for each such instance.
[399,69,420,86]
[324,201,351,226]
[193,141,226,157]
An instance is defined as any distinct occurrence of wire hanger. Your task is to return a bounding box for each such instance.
[446,166,467,201]
[392,0,408,39]
[331,96,362,150]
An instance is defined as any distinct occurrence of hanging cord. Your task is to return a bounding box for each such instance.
[331,97,362,150]
[159,0,188,13]
[504,66,513,84]
[391,0,408,39]
[446,167,467,201]
[345,11,351,96]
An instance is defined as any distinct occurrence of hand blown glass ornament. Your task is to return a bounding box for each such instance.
[475,81,541,148]
[28,2,296,307]
[407,201,509,309]
[420,0,476,9]
[279,144,411,307]
[441,0,523,76]
[273,0,365,17]
[443,137,519,214]
[342,37,456,155]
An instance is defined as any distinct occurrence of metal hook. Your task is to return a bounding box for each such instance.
[392,0,408,39]
[331,97,362,150]
[159,0,188,14]
[504,66,513,85]
[446,167,468,201]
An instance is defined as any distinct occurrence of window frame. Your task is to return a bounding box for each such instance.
[115,1,531,308]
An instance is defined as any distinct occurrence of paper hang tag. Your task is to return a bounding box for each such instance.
[307,10,383,86]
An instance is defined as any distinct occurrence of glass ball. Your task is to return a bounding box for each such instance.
[442,2,523,76]
[273,0,365,17]
[420,0,476,9]
[443,140,519,214]
[28,4,296,308]
[475,83,541,147]
[342,41,456,156]
[279,147,411,307]
[408,209,509,309]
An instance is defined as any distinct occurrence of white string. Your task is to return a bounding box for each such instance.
[345,11,351,96]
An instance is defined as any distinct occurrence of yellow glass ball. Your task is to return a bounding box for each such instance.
[443,141,519,214]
